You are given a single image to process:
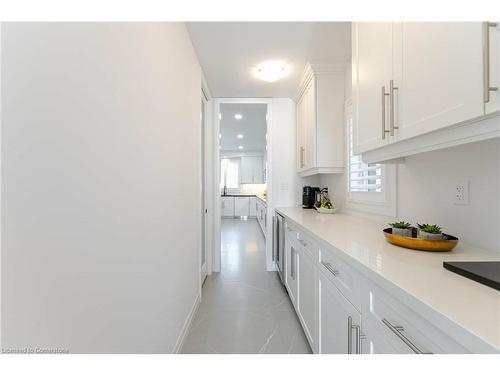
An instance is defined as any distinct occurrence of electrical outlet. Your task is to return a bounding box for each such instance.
[454,181,470,205]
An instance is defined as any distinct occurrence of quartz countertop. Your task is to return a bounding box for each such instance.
[276,206,500,352]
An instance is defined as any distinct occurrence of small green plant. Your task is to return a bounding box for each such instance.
[389,221,412,229]
[417,223,442,234]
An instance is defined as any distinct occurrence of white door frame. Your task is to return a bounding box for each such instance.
[211,98,275,272]
[200,76,213,297]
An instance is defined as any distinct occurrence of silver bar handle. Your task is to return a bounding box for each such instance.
[381,86,390,139]
[300,146,305,168]
[321,261,339,277]
[382,318,432,354]
[390,80,399,136]
[347,316,353,354]
[291,247,296,280]
[483,22,499,103]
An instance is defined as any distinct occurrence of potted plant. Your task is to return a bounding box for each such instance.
[389,221,413,237]
[315,194,336,214]
[417,223,445,240]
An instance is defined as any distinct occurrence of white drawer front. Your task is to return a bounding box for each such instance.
[362,280,470,354]
[319,247,361,311]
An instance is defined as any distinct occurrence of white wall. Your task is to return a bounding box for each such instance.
[1,23,202,353]
[320,137,500,253]
[266,98,301,269]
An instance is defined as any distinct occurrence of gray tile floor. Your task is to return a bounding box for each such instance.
[181,218,312,354]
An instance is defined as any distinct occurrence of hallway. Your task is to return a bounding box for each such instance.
[182,219,311,354]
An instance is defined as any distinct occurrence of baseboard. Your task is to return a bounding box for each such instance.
[172,292,201,354]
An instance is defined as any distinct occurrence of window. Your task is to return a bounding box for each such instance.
[345,100,396,217]
[348,115,382,193]
[220,158,240,190]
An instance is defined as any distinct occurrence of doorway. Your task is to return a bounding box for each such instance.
[213,99,273,274]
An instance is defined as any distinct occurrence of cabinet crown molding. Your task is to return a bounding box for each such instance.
[294,62,347,102]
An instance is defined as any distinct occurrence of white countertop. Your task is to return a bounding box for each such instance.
[276,207,500,352]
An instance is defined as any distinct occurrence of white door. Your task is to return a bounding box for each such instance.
[221,197,234,217]
[285,240,298,307]
[297,246,318,352]
[393,22,484,140]
[319,270,362,354]
[486,22,500,114]
[352,22,393,154]
[234,197,250,217]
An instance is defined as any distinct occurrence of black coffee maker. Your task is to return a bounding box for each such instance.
[302,186,320,209]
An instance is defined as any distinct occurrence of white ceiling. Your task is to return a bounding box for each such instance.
[187,22,351,98]
[219,103,267,152]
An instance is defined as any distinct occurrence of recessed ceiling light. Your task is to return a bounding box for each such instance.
[234,114,243,120]
[254,60,290,82]
[237,134,244,139]
[238,145,244,150]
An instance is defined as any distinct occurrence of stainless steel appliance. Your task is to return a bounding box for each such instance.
[273,212,285,283]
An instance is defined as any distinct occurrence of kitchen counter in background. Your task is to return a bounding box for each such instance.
[221,193,266,203]
[276,206,500,352]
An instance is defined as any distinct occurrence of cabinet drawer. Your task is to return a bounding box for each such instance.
[362,280,469,354]
[319,247,361,311]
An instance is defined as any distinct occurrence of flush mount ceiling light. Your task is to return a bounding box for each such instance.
[254,60,290,82]
[234,114,243,120]
[238,145,244,150]
[237,134,244,139]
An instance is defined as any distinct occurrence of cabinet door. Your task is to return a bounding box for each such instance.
[297,94,307,172]
[304,78,316,170]
[352,22,393,154]
[221,197,234,217]
[251,156,264,183]
[240,157,252,184]
[234,197,250,216]
[285,240,298,307]
[486,22,500,114]
[319,270,362,354]
[249,198,257,217]
[393,22,484,140]
[297,246,318,352]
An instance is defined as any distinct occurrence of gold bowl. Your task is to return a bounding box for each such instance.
[383,228,458,252]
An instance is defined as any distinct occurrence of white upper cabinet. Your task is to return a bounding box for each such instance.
[240,156,264,184]
[295,63,345,177]
[352,22,393,155]
[393,22,484,141]
[486,22,500,114]
[352,22,500,164]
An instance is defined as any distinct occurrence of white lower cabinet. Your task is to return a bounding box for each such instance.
[361,279,470,354]
[221,197,234,217]
[249,197,257,217]
[319,269,362,354]
[280,213,479,355]
[234,197,250,217]
[284,238,298,308]
[296,244,318,352]
[256,199,267,237]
